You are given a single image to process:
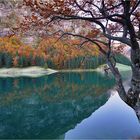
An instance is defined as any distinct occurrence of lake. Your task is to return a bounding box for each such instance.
[0,71,140,139]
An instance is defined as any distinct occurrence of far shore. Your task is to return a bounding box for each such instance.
[0,63,131,78]
[59,69,96,72]
[59,63,131,73]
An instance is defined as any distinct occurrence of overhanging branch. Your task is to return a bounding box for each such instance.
[56,31,107,55]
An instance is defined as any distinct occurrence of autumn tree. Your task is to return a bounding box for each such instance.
[22,0,140,107]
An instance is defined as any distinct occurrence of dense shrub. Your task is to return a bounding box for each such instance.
[3,52,13,68]
[49,55,106,69]
[0,52,4,67]
[35,56,45,66]
[46,59,56,68]
[0,52,13,68]
[18,56,29,67]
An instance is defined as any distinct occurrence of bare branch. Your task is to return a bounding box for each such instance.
[74,0,94,17]
[77,40,89,48]
[122,25,128,38]
[105,2,122,11]
[130,0,140,15]
[56,31,107,55]
[49,15,131,46]
[51,15,93,22]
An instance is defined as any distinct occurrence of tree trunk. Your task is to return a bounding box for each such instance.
[126,48,140,107]
[131,48,140,93]
[107,58,127,102]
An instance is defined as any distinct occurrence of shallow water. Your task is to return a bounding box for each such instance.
[0,71,139,139]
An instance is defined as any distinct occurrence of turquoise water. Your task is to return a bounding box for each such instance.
[0,71,140,139]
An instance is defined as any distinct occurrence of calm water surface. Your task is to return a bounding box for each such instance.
[0,71,140,139]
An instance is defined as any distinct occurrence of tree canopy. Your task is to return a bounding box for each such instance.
[22,0,140,108]
[23,0,139,49]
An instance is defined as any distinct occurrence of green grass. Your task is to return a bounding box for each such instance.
[114,53,131,66]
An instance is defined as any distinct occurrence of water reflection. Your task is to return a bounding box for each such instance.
[65,92,140,139]
[0,72,115,139]
[0,71,139,139]
[119,80,140,130]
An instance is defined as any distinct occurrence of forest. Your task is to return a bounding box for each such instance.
[0,0,130,69]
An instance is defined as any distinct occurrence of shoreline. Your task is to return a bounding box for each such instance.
[59,69,96,72]
[0,63,131,77]
[0,67,58,77]
[59,63,131,73]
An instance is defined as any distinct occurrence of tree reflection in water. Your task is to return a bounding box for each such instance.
[0,71,136,139]
[120,87,140,122]
[0,72,115,139]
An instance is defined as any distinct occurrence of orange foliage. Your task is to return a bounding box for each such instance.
[13,57,18,67]
[0,36,47,67]
[0,35,101,68]
[38,36,100,68]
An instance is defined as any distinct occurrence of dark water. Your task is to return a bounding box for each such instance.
[0,71,140,139]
